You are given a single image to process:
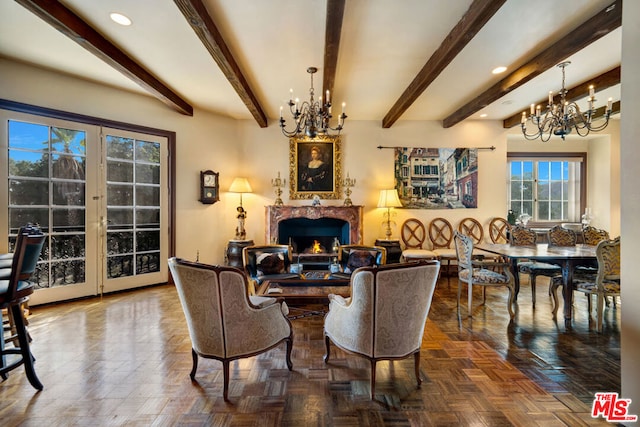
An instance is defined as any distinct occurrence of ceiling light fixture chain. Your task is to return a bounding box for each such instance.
[280,67,347,138]
[521,61,613,141]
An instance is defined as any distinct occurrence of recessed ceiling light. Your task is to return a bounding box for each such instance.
[480,113,488,118]
[492,66,507,74]
[110,12,132,26]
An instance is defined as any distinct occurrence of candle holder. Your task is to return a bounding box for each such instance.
[271,171,286,206]
[343,173,356,206]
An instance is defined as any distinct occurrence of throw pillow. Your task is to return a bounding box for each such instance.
[345,250,376,273]
[256,252,286,276]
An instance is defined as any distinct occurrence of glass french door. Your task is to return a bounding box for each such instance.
[0,111,168,305]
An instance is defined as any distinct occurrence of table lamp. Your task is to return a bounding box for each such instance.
[229,177,252,240]
[377,189,403,240]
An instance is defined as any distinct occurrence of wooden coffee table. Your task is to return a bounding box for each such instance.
[257,275,350,305]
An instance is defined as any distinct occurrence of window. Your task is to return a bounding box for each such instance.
[507,153,585,223]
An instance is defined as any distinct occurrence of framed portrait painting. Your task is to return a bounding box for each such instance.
[289,135,342,199]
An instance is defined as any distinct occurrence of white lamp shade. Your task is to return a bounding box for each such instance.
[229,177,252,193]
[377,189,402,208]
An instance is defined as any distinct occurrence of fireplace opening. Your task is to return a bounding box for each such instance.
[278,218,349,255]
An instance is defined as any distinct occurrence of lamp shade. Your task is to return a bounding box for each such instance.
[229,177,252,193]
[377,189,402,208]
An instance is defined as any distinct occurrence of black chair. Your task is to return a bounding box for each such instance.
[0,225,46,390]
[329,244,387,279]
[242,245,301,293]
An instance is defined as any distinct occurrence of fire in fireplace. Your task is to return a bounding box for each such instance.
[279,218,349,255]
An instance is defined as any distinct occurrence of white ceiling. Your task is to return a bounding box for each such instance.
[0,0,621,126]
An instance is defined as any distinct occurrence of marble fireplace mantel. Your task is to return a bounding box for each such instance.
[265,205,363,245]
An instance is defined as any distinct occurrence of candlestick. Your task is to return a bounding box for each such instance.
[271,171,286,206]
[342,173,356,206]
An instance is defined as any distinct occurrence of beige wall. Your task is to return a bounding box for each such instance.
[0,58,622,261]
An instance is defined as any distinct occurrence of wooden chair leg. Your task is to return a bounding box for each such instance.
[414,351,422,388]
[189,349,198,380]
[370,360,377,399]
[10,304,42,390]
[223,360,230,401]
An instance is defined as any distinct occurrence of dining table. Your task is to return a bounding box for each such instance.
[476,243,597,327]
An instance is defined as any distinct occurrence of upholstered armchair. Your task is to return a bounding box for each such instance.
[242,245,301,293]
[323,260,440,399]
[329,244,387,279]
[168,258,293,401]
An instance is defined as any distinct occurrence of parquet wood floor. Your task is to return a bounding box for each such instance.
[0,275,620,426]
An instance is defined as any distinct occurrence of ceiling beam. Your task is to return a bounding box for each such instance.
[15,0,193,116]
[503,66,621,128]
[443,0,622,128]
[174,0,268,127]
[322,0,346,103]
[382,0,507,128]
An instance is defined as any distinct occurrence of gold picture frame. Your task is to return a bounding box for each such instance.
[289,135,342,200]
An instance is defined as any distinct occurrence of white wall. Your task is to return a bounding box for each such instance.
[621,0,640,421]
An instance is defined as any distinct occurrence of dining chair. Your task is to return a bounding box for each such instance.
[428,217,457,281]
[489,217,511,244]
[453,231,515,319]
[323,260,440,399]
[511,226,562,308]
[399,218,438,262]
[551,237,620,332]
[0,225,46,390]
[458,217,499,261]
[574,226,613,304]
[168,257,293,401]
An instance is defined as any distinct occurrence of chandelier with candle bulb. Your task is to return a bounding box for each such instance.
[521,61,613,142]
[280,67,347,138]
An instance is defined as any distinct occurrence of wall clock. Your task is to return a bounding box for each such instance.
[200,170,219,204]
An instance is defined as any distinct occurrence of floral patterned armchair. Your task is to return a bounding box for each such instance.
[168,258,293,401]
[323,260,440,399]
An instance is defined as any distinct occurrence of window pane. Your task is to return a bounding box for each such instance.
[9,150,49,177]
[136,140,160,163]
[9,207,49,232]
[538,203,549,220]
[135,163,160,184]
[51,234,85,259]
[550,202,564,220]
[53,181,85,206]
[51,127,85,155]
[107,136,134,160]
[108,184,133,206]
[108,255,134,278]
[108,208,134,229]
[9,121,49,150]
[537,183,549,201]
[136,185,159,206]
[9,179,48,205]
[136,209,159,228]
[107,160,133,183]
[137,253,160,274]
[539,162,549,180]
[136,230,159,252]
[522,180,533,200]
[107,231,133,255]
[522,201,533,216]
[52,208,85,232]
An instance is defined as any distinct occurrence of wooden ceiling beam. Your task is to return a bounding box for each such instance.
[443,0,622,129]
[322,0,346,104]
[174,0,267,127]
[16,0,193,116]
[503,66,621,128]
[382,0,507,128]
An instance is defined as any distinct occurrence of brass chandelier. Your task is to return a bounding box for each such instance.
[521,61,613,141]
[280,67,347,138]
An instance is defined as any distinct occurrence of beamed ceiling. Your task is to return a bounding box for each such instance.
[0,0,622,130]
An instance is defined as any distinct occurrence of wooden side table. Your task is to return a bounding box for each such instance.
[375,239,402,264]
[225,239,254,268]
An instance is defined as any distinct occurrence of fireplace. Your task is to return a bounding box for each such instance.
[265,205,363,252]
[278,217,349,254]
